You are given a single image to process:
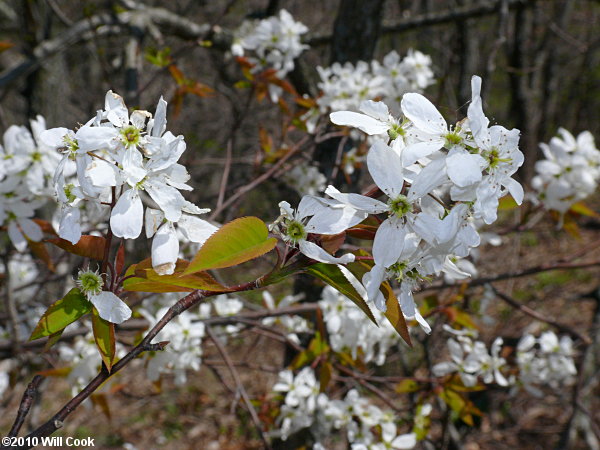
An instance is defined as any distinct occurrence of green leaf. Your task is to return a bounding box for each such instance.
[380,282,412,347]
[46,235,106,260]
[306,263,377,326]
[439,387,482,426]
[123,258,228,293]
[319,361,333,393]
[569,201,600,218]
[395,379,421,393]
[291,332,330,369]
[29,288,92,340]
[92,309,116,371]
[183,216,277,274]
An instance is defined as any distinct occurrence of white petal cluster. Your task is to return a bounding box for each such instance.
[271,369,417,448]
[232,9,308,79]
[516,331,576,395]
[138,294,244,384]
[0,116,62,250]
[316,49,434,115]
[140,307,205,386]
[281,163,327,196]
[41,91,215,275]
[270,196,366,264]
[531,128,600,214]
[58,332,126,395]
[262,291,312,344]
[433,327,509,387]
[319,286,401,365]
[326,76,524,331]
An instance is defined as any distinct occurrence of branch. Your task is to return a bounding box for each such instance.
[206,326,271,449]
[7,376,44,438]
[492,287,591,345]
[0,5,213,89]
[424,259,600,292]
[307,0,535,46]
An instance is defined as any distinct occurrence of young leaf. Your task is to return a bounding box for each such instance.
[380,282,412,347]
[183,216,277,275]
[29,288,92,340]
[348,259,411,346]
[306,263,377,326]
[123,258,228,293]
[92,309,116,372]
[46,235,106,261]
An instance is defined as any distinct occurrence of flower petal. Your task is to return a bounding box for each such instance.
[298,240,354,264]
[401,93,447,135]
[367,140,405,197]
[90,291,132,324]
[151,223,179,275]
[110,188,143,239]
[330,111,389,135]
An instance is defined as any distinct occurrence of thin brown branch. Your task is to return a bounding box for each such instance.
[7,375,44,438]
[493,287,591,345]
[206,326,271,449]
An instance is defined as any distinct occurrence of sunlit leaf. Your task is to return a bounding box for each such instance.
[306,263,377,326]
[46,235,106,261]
[183,216,277,275]
[29,288,92,340]
[124,258,227,293]
[92,309,116,371]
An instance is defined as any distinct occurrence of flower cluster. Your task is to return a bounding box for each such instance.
[324,76,523,330]
[271,367,419,448]
[516,331,577,395]
[58,332,126,395]
[281,163,327,196]
[531,128,600,214]
[432,326,509,387]
[319,286,402,365]
[41,91,217,276]
[316,49,434,115]
[0,116,61,251]
[138,294,243,384]
[231,9,308,79]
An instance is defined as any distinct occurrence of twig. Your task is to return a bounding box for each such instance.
[492,287,591,345]
[206,326,271,449]
[424,259,600,292]
[209,135,309,220]
[7,376,44,438]
[216,140,233,210]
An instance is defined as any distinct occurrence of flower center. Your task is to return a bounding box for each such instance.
[387,195,411,218]
[76,270,103,296]
[444,131,463,147]
[285,220,307,244]
[120,125,141,146]
[387,123,405,140]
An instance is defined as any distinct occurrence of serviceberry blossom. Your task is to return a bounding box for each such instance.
[281,163,327,196]
[58,332,126,395]
[76,269,131,324]
[232,8,308,99]
[140,307,205,385]
[0,117,64,251]
[316,50,434,115]
[531,128,600,214]
[41,91,213,275]
[516,331,577,394]
[271,370,418,448]
[433,330,509,387]
[326,75,524,333]
[270,196,366,264]
[319,285,403,364]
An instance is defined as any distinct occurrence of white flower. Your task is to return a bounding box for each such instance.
[272,196,366,264]
[76,269,131,324]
